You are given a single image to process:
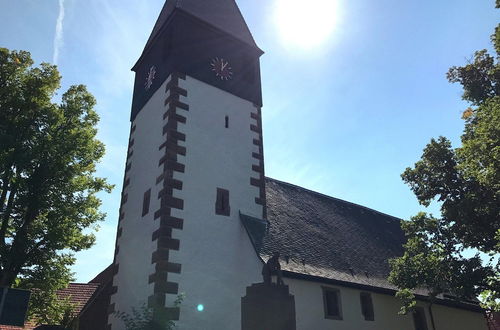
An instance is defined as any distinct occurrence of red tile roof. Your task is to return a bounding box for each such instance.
[0,322,35,330]
[56,283,101,315]
[487,311,500,330]
[1,283,101,330]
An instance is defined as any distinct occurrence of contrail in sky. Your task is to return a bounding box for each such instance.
[53,0,65,65]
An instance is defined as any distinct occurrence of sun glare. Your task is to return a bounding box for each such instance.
[274,0,339,49]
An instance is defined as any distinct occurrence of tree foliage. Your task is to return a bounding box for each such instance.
[389,6,500,313]
[15,255,77,326]
[28,290,78,329]
[114,295,184,330]
[0,48,112,321]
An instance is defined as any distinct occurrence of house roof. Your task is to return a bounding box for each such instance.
[0,325,31,330]
[260,177,406,292]
[0,283,101,330]
[486,311,500,330]
[144,0,258,53]
[89,264,114,285]
[56,283,101,315]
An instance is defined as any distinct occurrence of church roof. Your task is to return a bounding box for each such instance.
[259,178,485,312]
[261,177,407,292]
[144,0,258,53]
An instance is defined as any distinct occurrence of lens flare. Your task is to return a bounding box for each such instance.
[274,0,339,49]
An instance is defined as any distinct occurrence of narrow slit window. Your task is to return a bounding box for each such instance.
[142,189,151,216]
[322,287,342,320]
[215,188,230,216]
[225,115,229,128]
[360,292,374,321]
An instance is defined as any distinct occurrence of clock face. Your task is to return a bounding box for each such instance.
[211,57,233,80]
[144,65,156,90]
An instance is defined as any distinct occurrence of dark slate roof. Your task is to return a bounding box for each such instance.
[261,177,406,291]
[89,264,113,285]
[144,0,258,52]
[253,178,483,312]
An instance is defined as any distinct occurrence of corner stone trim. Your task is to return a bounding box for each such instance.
[250,106,267,219]
[148,72,187,322]
[107,121,136,326]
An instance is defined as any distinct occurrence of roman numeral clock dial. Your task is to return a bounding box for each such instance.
[211,57,233,80]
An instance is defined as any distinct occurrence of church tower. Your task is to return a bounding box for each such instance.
[108,1,266,329]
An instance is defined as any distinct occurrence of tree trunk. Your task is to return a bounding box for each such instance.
[0,168,12,209]
[0,183,17,246]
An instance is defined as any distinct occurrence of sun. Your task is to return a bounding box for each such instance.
[274,0,340,49]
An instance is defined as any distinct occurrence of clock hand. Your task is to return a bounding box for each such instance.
[221,61,228,71]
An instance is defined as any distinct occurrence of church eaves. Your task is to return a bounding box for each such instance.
[259,177,483,312]
[144,0,258,53]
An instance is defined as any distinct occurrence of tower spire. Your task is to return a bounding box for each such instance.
[144,0,258,53]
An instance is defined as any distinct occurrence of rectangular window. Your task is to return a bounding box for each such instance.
[322,287,342,320]
[360,292,374,321]
[215,188,230,216]
[413,307,428,330]
[142,189,151,216]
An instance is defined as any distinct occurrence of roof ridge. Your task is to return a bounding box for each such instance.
[229,0,258,46]
[142,0,258,54]
[264,176,403,223]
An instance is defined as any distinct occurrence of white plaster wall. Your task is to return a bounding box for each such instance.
[109,77,171,329]
[287,278,488,330]
[168,76,264,329]
[433,303,488,330]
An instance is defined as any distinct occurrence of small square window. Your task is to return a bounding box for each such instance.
[360,292,374,321]
[413,307,428,330]
[322,287,342,320]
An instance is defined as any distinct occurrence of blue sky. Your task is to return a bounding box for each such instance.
[0,0,498,282]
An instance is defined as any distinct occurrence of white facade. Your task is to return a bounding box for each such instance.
[287,278,488,330]
[168,76,264,329]
[109,74,264,329]
[108,78,167,329]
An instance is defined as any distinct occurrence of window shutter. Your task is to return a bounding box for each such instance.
[322,287,342,320]
[360,292,374,321]
[215,188,230,216]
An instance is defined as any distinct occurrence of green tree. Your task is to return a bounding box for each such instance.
[114,294,184,330]
[0,48,112,321]
[17,257,78,326]
[389,4,500,314]
[27,290,78,329]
